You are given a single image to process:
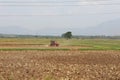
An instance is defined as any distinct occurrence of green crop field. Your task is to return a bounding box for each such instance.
[0,38,119,51]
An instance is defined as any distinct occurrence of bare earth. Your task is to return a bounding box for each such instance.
[0,51,120,80]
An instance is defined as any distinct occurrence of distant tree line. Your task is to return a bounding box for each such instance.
[0,33,120,39]
[72,35,120,39]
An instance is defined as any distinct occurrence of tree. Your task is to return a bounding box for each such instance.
[62,31,72,39]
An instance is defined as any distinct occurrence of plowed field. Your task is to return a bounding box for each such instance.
[0,51,120,80]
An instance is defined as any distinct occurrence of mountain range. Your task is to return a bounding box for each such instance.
[78,18,120,36]
[0,19,120,36]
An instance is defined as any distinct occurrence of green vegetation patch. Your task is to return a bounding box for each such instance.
[0,48,70,51]
[0,38,120,51]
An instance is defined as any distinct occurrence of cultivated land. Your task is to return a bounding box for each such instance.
[0,38,120,80]
[0,38,120,50]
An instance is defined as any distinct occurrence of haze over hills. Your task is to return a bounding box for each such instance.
[30,18,120,36]
[0,18,120,36]
[73,19,120,36]
[0,26,30,35]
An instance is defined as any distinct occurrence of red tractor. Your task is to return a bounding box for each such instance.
[50,40,59,47]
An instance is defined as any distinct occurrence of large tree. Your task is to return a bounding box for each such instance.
[62,31,72,39]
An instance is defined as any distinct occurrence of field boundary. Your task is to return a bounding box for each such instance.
[0,48,119,51]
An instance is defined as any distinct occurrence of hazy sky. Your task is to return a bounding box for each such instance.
[0,0,120,35]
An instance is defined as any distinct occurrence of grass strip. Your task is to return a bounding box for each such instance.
[0,48,70,51]
[79,48,120,51]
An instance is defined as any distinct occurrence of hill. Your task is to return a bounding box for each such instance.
[79,19,120,36]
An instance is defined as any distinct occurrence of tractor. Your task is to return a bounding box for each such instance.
[50,40,59,47]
